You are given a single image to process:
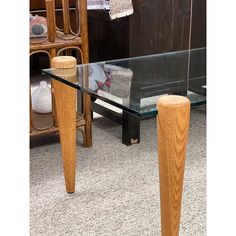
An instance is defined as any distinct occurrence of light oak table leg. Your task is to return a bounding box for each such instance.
[53,80,76,193]
[156,95,190,236]
[51,56,77,193]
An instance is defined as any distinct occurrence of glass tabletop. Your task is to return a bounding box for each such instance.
[43,47,206,117]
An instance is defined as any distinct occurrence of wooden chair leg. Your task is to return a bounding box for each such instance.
[81,64,92,147]
[83,93,92,147]
[156,95,190,236]
[50,48,58,127]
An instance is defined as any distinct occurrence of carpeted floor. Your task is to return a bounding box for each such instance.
[30,106,206,236]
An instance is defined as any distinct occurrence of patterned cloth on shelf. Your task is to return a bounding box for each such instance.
[86,0,133,19]
[109,0,133,20]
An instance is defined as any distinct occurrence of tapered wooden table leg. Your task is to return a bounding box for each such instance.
[156,95,190,236]
[53,80,76,193]
[51,56,77,193]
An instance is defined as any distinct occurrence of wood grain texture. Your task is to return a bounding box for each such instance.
[156,95,190,236]
[191,0,206,49]
[88,11,129,62]
[30,0,76,10]
[51,56,77,193]
[87,0,206,61]
[128,0,191,56]
[45,0,56,42]
[62,0,70,34]
[53,80,76,193]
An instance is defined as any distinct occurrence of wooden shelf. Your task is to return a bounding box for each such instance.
[30,111,85,137]
[30,36,82,52]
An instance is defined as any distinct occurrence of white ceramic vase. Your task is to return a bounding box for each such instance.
[32,81,52,113]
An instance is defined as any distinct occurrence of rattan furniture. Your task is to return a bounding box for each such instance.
[30,0,92,147]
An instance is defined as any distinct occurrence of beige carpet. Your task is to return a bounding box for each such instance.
[30,106,206,236]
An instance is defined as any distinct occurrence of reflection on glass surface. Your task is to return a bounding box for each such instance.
[43,47,206,117]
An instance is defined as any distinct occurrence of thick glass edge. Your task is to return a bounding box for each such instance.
[42,70,143,117]
[42,47,206,117]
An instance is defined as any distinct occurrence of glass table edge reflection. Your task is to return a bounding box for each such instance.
[42,47,206,118]
[42,70,142,117]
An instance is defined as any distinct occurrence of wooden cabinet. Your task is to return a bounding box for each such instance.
[88,0,206,61]
[191,0,206,48]
[129,0,191,55]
